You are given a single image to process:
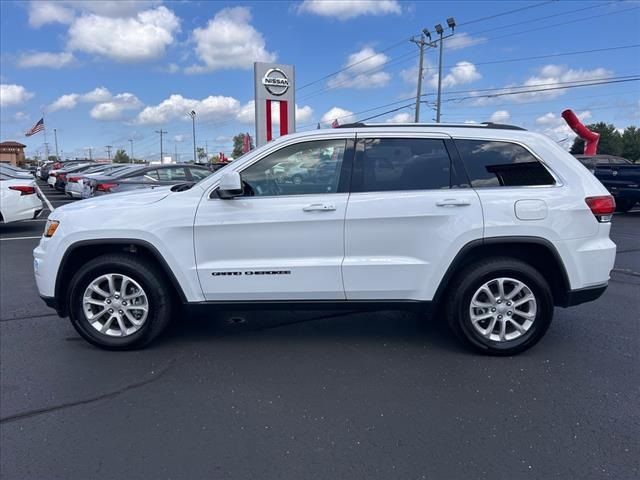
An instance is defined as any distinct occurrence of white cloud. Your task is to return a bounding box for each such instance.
[28,1,74,27]
[49,93,80,111]
[0,84,34,107]
[48,87,113,111]
[428,61,481,89]
[174,134,185,142]
[386,112,412,123]
[445,33,487,51]
[298,0,401,19]
[82,87,112,103]
[321,107,355,126]
[534,110,592,146]
[327,47,390,89]
[135,94,241,125]
[236,100,256,123]
[14,111,30,121]
[187,7,275,73]
[477,65,613,105]
[67,6,180,62]
[90,93,142,120]
[17,51,75,69]
[295,105,313,123]
[489,110,510,123]
[66,1,160,17]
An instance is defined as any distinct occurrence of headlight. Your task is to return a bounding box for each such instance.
[44,219,60,237]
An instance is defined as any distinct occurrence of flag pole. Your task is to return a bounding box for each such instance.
[42,109,48,165]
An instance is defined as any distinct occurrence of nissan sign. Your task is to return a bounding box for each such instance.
[262,68,290,96]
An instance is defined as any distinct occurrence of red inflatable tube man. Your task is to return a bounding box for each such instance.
[561,109,600,155]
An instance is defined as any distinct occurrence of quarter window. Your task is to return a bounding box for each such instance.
[240,139,347,196]
[455,140,556,187]
[157,167,187,181]
[352,138,452,192]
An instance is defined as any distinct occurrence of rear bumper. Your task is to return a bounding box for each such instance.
[562,282,608,307]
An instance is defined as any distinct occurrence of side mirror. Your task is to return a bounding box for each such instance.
[216,171,243,199]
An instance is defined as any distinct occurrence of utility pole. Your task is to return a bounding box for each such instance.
[86,147,93,161]
[174,143,178,163]
[410,31,432,123]
[128,139,134,163]
[155,130,167,163]
[433,18,456,123]
[187,110,196,163]
[105,145,112,160]
[205,140,209,159]
[53,128,60,160]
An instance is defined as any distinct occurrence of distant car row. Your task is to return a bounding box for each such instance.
[574,155,640,212]
[45,163,213,198]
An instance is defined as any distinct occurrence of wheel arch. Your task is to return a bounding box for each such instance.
[55,239,187,317]
[433,236,571,308]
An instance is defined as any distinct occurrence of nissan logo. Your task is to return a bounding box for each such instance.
[262,68,290,96]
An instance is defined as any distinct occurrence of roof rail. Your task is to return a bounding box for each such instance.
[337,122,526,131]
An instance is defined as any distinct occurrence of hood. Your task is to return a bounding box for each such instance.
[55,186,173,213]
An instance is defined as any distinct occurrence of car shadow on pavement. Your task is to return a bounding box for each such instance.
[157,308,467,354]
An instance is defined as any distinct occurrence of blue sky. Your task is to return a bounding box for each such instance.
[1,0,639,160]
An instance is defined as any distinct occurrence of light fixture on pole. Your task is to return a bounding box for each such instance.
[187,110,197,163]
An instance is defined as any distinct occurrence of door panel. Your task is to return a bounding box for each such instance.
[194,137,354,301]
[343,136,483,301]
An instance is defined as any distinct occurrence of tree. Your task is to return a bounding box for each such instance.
[569,122,622,156]
[196,147,207,161]
[232,133,254,158]
[621,126,640,162]
[113,148,131,163]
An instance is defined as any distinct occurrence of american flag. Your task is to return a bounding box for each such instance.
[331,119,339,128]
[25,118,44,137]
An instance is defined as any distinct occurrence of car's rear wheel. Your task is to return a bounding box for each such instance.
[68,253,172,350]
[445,257,553,355]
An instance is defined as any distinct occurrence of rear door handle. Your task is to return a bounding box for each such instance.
[436,198,471,207]
[303,203,336,212]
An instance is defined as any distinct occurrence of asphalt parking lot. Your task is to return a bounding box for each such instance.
[1,181,638,479]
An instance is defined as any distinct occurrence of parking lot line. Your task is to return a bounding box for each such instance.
[0,236,42,241]
[36,185,54,212]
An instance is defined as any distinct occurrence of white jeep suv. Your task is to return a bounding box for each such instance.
[33,123,616,355]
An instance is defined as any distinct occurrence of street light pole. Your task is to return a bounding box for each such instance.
[187,110,196,163]
[128,139,134,163]
[434,18,456,123]
[435,35,444,123]
[155,130,167,163]
[53,128,60,161]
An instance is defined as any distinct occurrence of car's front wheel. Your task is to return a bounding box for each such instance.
[68,253,173,350]
[445,257,553,355]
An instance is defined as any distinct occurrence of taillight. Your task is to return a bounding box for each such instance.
[49,172,57,177]
[585,195,615,222]
[9,185,36,195]
[96,183,117,192]
[68,176,80,183]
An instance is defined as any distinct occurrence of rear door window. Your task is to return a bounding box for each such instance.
[455,140,556,187]
[352,138,452,192]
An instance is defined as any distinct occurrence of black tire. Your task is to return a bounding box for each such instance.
[291,174,303,185]
[615,198,635,213]
[445,257,553,356]
[68,253,173,350]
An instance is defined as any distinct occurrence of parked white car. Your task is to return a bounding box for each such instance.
[34,123,616,354]
[1,177,43,223]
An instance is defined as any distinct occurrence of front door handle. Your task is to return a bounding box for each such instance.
[436,198,471,207]
[303,203,336,212]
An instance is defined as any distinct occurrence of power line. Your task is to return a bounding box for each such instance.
[296,0,556,92]
[456,0,555,27]
[337,76,640,125]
